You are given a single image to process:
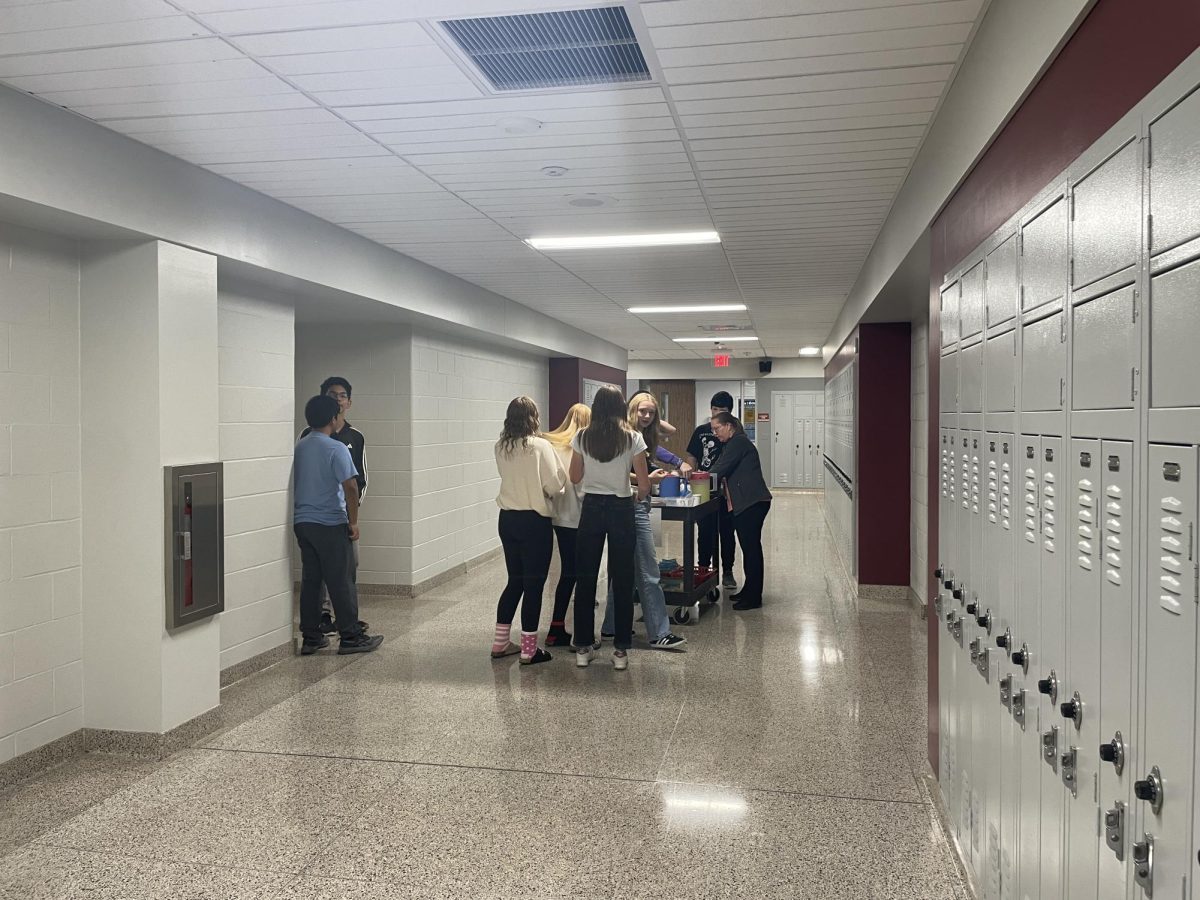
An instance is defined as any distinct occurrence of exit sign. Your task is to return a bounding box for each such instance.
[712,353,731,368]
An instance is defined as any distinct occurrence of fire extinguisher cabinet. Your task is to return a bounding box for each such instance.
[164,462,224,629]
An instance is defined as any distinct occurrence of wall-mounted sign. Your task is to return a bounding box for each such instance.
[712,352,731,368]
[757,412,770,422]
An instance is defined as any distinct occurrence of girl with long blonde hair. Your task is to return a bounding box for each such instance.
[491,396,566,665]
[540,403,591,646]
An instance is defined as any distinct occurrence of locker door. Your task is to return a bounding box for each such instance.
[811,419,825,488]
[960,429,977,845]
[1147,84,1200,256]
[792,414,807,487]
[940,428,960,816]
[969,430,990,884]
[1065,438,1103,900]
[1097,441,1134,900]
[1038,436,1067,900]
[1022,197,1069,314]
[1136,446,1198,900]
[1016,435,1043,900]
[772,393,792,486]
[990,434,1020,900]
[1071,139,1141,290]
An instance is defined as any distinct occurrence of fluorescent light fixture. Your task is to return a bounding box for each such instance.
[628,304,747,314]
[674,336,758,343]
[526,231,720,250]
[799,346,821,356]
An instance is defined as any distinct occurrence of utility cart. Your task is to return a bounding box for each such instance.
[651,491,724,624]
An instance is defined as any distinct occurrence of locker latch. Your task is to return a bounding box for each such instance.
[1098,731,1126,776]
[1132,833,1154,896]
[975,608,993,634]
[1011,690,1027,729]
[1059,691,1083,730]
[995,629,1012,656]
[969,637,982,663]
[1042,725,1059,770]
[1133,766,1163,815]
[1104,801,1126,862]
[1011,643,1030,674]
[1060,745,1078,796]
[998,674,1012,708]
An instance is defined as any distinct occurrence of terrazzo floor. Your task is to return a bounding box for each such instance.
[0,493,967,899]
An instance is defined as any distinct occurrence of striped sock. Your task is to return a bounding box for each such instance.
[520,631,538,660]
[492,623,512,653]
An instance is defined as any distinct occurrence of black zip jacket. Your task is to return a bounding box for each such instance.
[710,433,772,515]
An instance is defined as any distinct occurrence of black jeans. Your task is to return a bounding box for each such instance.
[574,494,636,651]
[733,501,771,604]
[698,500,736,572]
[496,510,554,633]
[551,525,578,623]
[294,522,361,641]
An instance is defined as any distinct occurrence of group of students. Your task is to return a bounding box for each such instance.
[491,386,772,670]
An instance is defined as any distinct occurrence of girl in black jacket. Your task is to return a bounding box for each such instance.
[710,412,772,610]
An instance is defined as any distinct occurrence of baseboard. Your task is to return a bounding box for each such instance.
[302,544,508,599]
[220,642,292,688]
[857,582,910,602]
[0,730,86,793]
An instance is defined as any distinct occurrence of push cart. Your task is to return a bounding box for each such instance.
[651,491,724,624]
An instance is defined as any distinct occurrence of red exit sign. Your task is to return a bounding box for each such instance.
[712,352,731,368]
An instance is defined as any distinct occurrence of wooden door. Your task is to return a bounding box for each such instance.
[643,380,695,459]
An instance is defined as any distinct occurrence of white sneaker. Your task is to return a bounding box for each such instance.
[613,650,628,671]
[575,648,595,668]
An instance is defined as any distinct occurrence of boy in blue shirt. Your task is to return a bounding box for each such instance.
[293,394,383,655]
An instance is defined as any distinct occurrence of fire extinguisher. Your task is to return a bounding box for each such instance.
[182,490,194,608]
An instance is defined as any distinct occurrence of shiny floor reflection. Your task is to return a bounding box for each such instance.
[0,493,966,899]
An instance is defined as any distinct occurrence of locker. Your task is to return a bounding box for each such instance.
[1148,85,1200,256]
[969,430,989,885]
[962,341,984,413]
[1071,140,1142,289]
[1022,313,1066,412]
[1065,439,1103,900]
[1148,256,1200,410]
[1022,197,1069,313]
[811,419,825,488]
[988,236,1019,328]
[986,330,1018,413]
[942,350,961,413]
[772,392,793,486]
[940,428,961,819]
[1096,440,1134,900]
[1071,285,1139,411]
[943,280,961,346]
[1016,436,1044,900]
[959,430,978,850]
[1038,436,1067,900]
[962,260,986,340]
[1135,446,1198,900]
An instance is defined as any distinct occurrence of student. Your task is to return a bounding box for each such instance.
[599,392,687,651]
[710,411,772,610]
[492,396,567,665]
[686,391,739,590]
[541,403,591,648]
[299,376,368,635]
[293,395,383,655]
[571,386,650,671]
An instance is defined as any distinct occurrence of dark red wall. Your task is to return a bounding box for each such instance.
[925,0,1200,771]
[856,323,912,586]
[548,358,626,427]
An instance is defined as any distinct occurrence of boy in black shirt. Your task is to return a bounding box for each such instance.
[686,391,738,589]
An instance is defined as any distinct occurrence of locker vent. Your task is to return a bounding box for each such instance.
[440,6,651,92]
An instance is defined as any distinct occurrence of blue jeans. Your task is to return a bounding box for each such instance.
[603,498,670,641]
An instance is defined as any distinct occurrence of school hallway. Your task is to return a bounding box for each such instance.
[0,493,963,900]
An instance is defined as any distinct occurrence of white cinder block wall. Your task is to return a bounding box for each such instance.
[294,325,412,586]
[408,330,548,586]
[910,319,929,606]
[0,222,83,764]
[218,285,295,670]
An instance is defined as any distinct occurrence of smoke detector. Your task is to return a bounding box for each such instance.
[542,165,569,178]
[567,193,616,208]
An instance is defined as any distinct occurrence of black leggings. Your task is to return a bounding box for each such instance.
[733,501,771,604]
[496,510,554,632]
[551,525,577,623]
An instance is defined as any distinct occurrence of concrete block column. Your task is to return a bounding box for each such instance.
[80,241,220,735]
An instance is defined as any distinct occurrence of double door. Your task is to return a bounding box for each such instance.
[772,391,824,488]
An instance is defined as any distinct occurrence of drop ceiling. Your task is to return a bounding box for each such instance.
[0,0,987,359]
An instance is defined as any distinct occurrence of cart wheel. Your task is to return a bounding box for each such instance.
[708,589,721,603]
[672,607,692,625]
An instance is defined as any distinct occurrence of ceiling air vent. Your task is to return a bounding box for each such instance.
[441,6,651,92]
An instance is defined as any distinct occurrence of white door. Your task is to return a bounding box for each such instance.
[772,392,793,486]
[792,412,807,486]
[811,418,825,487]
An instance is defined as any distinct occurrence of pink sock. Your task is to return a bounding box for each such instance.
[520,631,538,660]
[492,623,512,652]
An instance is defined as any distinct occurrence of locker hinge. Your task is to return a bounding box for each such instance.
[1019,283,1025,309]
[1148,213,1153,247]
[1194,564,1198,603]
[1143,135,1152,169]
[1061,316,1067,342]
[1133,288,1140,323]
[1060,378,1066,406]
[1131,368,1139,402]
[1069,192,1076,221]
[1069,256,1075,285]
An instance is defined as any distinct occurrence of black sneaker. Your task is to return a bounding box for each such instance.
[649,633,688,652]
[519,648,553,666]
[318,614,337,636]
[338,633,384,655]
[732,599,762,611]
[545,626,572,647]
[301,635,329,655]
[722,571,738,589]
